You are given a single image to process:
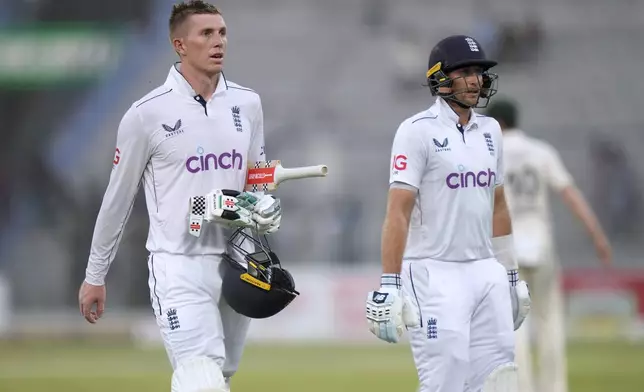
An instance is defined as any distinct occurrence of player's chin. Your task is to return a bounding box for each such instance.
[204,60,224,74]
[459,93,480,107]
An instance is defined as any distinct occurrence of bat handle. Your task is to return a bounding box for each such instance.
[278,165,328,181]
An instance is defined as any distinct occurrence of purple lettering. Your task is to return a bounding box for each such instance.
[232,149,243,170]
[446,168,496,189]
[219,152,232,169]
[186,157,200,173]
[463,172,476,188]
[477,171,487,187]
[446,173,460,189]
[204,153,218,170]
[185,149,245,173]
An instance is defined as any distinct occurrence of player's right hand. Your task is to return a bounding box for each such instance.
[366,274,419,343]
[204,189,256,229]
[79,281,106,324]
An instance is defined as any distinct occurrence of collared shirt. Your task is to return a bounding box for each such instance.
[502,128,573,255]
[389,97,504,262]
[85,64,265,285]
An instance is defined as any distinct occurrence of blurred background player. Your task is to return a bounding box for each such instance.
[78,2,281,391]
[365,35,530,392]
[486,98,613,392]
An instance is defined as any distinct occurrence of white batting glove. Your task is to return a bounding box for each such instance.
[366,273,420,343]
[508,270,531,330]
[251,194,282,235]
[204,189,256,229]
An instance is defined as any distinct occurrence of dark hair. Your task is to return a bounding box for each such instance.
[169,1,221,36]
[486,99,519,128]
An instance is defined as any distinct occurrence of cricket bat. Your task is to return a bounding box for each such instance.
[245,160,328,192]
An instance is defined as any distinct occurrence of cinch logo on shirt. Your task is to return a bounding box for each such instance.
[186,147,243,173]
[446,168,496,189]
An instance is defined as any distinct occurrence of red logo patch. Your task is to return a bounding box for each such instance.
[393,154,407,171]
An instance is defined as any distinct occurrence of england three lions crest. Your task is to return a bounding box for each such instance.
[231,106,243,132]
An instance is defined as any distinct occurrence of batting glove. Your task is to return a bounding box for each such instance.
[204,189,256,229]
[250,193,282,235]
[508,270,531,330]
[366,273,420,343]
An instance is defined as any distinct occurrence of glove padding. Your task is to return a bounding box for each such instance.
[510,280,531,330]
[251,193,281,234]
[204,189,255,229]
[366,286,420,343]
[204,189,281,234]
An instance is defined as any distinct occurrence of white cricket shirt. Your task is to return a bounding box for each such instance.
[85,64,265,285]
[502,129,573,262]
[389,97,504,262]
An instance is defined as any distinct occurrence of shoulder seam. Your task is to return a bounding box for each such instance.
[136,88,173,108]
[411,115,438,124]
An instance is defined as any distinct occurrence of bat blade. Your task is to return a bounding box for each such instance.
[245,160,328,192]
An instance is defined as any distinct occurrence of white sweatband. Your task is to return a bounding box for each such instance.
[491,234,518,271]
[381,273,402,289]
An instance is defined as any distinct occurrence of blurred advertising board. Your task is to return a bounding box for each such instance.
[125,266,644,344]
[0,24,125,88]
[563,269,644,341]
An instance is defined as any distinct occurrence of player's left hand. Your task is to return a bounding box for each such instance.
[510,276,531,330]
[250,193,281,235]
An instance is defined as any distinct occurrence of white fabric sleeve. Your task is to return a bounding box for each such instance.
[494,125,504,187]
[544,144,573,191]
[390,181,419,193]
[85,106,151,285]
[388,122,427,189]
[249,96,265,164]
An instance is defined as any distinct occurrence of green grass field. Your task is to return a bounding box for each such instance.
[0,341,643,391]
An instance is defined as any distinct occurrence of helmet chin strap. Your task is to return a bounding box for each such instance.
[443,93,479,110]
[446,96,474,109]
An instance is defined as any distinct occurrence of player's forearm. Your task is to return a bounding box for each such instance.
[85,197,136,285]
[85,168,143,285]
[491,186,518,275]
[381,212,410,274]
[492,189,512,237]
[561,186,608,244]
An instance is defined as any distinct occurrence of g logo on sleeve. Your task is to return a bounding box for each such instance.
[113,148,121,166]
[393,154,407,172]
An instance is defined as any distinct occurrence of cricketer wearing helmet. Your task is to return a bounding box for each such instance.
[365,35,531,392]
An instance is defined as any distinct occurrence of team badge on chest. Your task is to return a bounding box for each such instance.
[231,106,243,132]
[483,132,495,156]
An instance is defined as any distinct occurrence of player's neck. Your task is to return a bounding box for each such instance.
[447,101,472,126]
[179,64,219,100]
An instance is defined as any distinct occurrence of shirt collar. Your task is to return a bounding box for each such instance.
[164,62,228,99]
[433,97,479,130]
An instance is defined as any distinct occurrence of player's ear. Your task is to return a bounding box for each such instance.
[172,37,187,57]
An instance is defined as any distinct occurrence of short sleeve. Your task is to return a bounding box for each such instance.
[544,144,573,191]
[389,122,427,189]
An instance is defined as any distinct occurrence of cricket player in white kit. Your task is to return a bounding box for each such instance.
[78,2,282,391]
[486,99,612,392]
[366,35,531,392]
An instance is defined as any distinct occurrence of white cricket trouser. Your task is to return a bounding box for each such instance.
[515,262,567,392]
[147,253,251,379]
[402,258,515,392]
